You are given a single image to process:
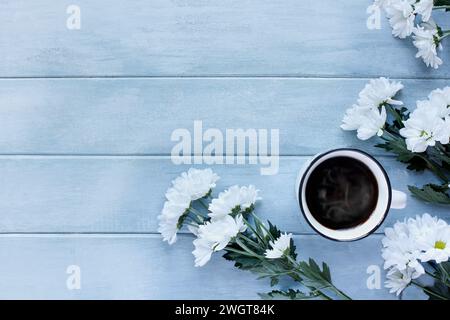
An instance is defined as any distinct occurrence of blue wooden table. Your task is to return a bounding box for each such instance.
[0,0,448,299]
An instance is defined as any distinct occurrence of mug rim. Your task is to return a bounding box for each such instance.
[298,148,392,242]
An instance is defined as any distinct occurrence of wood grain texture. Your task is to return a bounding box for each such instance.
[0,0,449,77]
[0,156,446,233]
[0,78,449,155]
[1,0,449,300]
[0,234,426,299]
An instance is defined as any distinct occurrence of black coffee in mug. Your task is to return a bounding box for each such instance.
[304,156,379,230]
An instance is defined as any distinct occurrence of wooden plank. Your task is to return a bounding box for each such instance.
[0,234,425,299]
[0,78,448,155]
[0,0,449,77]
[0,156,446,233]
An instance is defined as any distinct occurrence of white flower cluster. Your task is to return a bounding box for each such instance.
[193,184,261,267]
[382,213,450,295]
[341,77,403,140]
[400,87,450,152]
[157,168,219,245]
[265,233,293,259]
[341,78,450,153]
[373,0,446,68]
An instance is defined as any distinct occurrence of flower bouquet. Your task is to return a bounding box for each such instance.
[382,214,450,299]
[369,0,450,69]
[341,78,450,205]
[158,168,351,300]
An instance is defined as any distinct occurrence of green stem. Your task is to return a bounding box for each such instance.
[251,213,275,241]
[189,207,206,220]
[385,104,404,127]
[198,199,210,211]
[412,281,449,300]
[438,264,450,286]
[418,154,449,182]
[242,217,266,244]
[436,143,450,159]
[441,32,450,41]
[225,247,261,259]
[423,269,450,287]
[285,255,351,300]
[235,238,265,259]
[433,5,450,10]
[238,233,262,250]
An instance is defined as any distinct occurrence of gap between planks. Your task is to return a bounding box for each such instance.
[0,232,383,239]
[0,75,449,80]
[0,154,396,159]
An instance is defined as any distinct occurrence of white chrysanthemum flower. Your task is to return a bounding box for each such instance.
[265,233,293,259]
[385,0,416,39]
[428,87,450,118]
[382,221,425,276]
[341,105,387,140]
[158,190,191,244]
[385,267,418,296]
[407,213,448,239]
[413,23,443,69]
[416,99,449,121]
[357,77,404,108]
[208,185,261,220]
[399,108,449,152]
[192,215,247,267]
[158,216,179,245]
[173,168,219,201]
[404,214,450,264]
[192,237,213,267]
[357,106,387,140]
[158,169,220,245]
[382,214,450,294]
[414,0,433,22]
[419,227,450,263]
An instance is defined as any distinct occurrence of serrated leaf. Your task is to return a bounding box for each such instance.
[322,263,331,282]
[297,259,334,290]
[289,238,297,260]
[270,277,279,287]
[267,221,281,240]
[375,137,428,171]
[259,289,317,300]
[435,0,450,6]
[409,185,450,205]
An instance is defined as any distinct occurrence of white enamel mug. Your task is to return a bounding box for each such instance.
[295,149,407,241]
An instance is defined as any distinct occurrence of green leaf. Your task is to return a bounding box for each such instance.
[424,262,450,300]
[322,262,331,282]
[435,0,450,6]
[259,289,317,300]
[270,277,279,287]
[424,281,450,300]
[409,184,450,205]
[375,137,428,171]
[427,145,450,168]
[267,221,281,240]
[289,238,297,260]
[298,259,333,288]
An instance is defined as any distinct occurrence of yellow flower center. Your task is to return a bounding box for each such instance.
[434,240,446,250]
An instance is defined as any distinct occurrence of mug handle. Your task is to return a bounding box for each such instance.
[391,189,407,209]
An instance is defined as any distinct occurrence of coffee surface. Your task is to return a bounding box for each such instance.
[304,156,379,230]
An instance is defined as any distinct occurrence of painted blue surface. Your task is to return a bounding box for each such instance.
[0,0,448,299]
